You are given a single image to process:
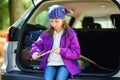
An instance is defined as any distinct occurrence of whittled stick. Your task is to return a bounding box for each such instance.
[37,49,54,58]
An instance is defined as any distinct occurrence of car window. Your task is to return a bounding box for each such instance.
[35,10,48,28]
[73,16,115,29]
[94,17,114,28]
[73,20,82,29]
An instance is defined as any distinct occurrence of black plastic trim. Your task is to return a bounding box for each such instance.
[112,0,120,9]
[1,71,120,80]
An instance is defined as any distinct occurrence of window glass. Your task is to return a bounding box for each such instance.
[35,11,49,28]
[94,17,114,28]
[73,20,82,29]
[65,16,72,24]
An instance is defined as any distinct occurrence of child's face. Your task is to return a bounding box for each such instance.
[49,19,64,30]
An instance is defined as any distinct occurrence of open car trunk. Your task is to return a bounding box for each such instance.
[16,23,120,77]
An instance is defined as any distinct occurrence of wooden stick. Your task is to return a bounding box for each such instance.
[37,49,54,58]
[80,55,113,71]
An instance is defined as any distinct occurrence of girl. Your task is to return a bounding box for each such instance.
[30,5,81,80]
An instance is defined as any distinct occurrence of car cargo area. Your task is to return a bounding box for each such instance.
[17,23,120,77]
[15,0,120,78]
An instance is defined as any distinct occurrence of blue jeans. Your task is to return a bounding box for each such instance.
[44,66,69,80]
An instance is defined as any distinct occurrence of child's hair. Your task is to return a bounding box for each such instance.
[45,19,69,35]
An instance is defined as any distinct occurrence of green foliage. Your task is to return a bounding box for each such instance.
[0,0,9,30]
[22,0,32,10]
[0,0,32,30]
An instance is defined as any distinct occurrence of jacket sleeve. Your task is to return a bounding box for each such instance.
[30,34,44,56]
[60,30,81,60]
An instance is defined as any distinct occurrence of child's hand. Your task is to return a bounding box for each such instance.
[53,48,60,54]
[32,52,39,60]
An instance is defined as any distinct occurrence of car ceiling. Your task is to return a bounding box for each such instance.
[40,0,120,18]
[63,2,120,17]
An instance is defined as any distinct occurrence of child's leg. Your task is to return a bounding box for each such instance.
[44,66,57,80]
[56,66,69,80]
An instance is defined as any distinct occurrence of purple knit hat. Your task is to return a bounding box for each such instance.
[48,5,73,19]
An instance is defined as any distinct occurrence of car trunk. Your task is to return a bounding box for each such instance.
[16,23,120,77]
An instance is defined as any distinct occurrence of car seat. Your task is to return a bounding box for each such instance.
[110,14,120,28]
[82,17,101,29]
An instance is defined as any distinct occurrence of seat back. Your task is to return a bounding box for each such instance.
[94,23,101,29]
[110,14,120,28]
[82,17,94,29]
[82,17,102,29]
